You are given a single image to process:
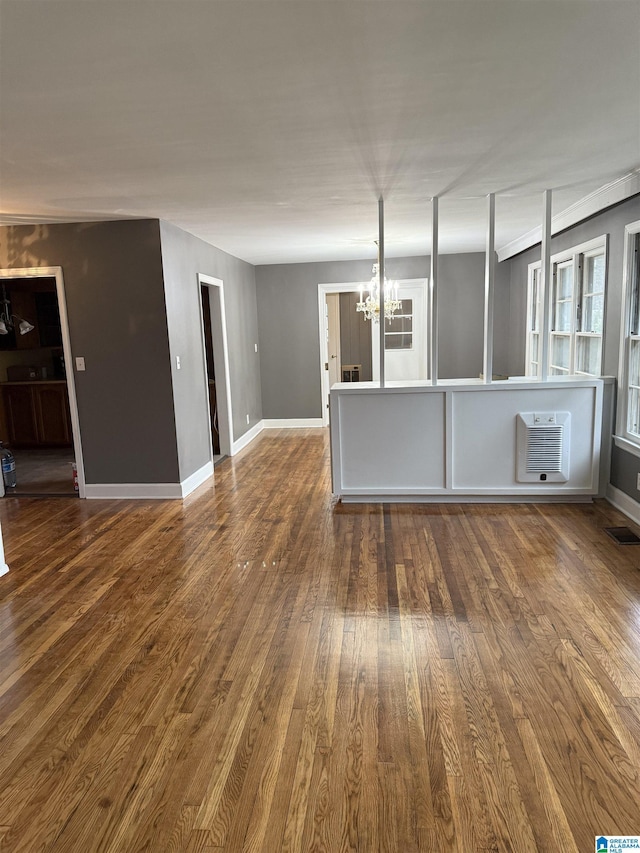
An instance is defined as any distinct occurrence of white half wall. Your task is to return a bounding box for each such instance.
[331,378,608,501]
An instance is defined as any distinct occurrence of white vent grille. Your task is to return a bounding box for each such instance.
[525,425,564,473]
[516,412,570,483]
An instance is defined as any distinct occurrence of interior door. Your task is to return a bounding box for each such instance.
[326,294,341,388]
[372,281,428,381]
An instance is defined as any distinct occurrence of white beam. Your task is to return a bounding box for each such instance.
[483,193,496,383]
[430,197,439,385]
[540,190,553,381]
[378,197,385,387]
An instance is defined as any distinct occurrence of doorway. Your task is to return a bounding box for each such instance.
[201,285,221,460]
[0,267,84,497]
[318,282,373,426]
[197,274,233,461]
[318,278,429,426]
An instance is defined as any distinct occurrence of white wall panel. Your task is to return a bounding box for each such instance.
[337,391,445,490]
[451,386,597,489]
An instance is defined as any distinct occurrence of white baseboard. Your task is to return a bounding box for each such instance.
[339,494,593,504]
[262,418,324,428]
[231,420,264,456]
[83,461,213,501]
[0,563,9,577]
[606,484,640,526]
[85,483,184,500]
[180,460,213,497]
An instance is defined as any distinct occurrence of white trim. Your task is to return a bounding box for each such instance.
[180,460,213,497]
[0,563,8,577]
[606,484,640,527]
[616,220,640,447]
[498,171,640,261]
[318,281,369,428]
[340,494,593,504]
[231,420,264,455]
[0,266,86,498]
[82,460,214,500]
[197,274,233,459]
[613,433,640,460]
[85,483,184,499]
[263,418,324,428]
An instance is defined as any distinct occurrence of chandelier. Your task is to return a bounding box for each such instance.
[0,285,35,336]
[356,263,401,323]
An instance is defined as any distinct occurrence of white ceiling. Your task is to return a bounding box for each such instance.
[1,1,639,265]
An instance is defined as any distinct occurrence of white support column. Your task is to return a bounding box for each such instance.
[430,196,439,385]
[483,193,496,383]
[378,197,385,388]
[540,190,553,381]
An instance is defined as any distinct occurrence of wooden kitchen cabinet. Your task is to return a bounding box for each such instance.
[2,382,72,447]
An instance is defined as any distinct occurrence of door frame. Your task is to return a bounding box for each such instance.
[197,274,233,458]
[0,265,86,497]
[317,282,367,427]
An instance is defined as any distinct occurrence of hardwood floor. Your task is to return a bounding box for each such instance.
[0,428,639,852]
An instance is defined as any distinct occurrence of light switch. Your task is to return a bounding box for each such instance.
[176,355,181,370]
[75,357,86,371]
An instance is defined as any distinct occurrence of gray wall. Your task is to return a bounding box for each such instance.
[159,222,262,480]
[256,253,497,419]
[505,194,640,505]
[0,220,179,484]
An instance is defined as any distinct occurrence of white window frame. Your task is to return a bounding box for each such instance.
[525,234,607,378]
[616,220,640,456]
[384,298,413,351]
[525,265,542,377]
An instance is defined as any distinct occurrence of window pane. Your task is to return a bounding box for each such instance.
[629,338,640,387]
[385,298,413,349]
[580,253,605,333]
[576,335,601,375]
[628,339,640,436]
[385,333,412,350]
[586,254,605,293]
[531,333,539,364]
[530,271,541,332]
[554,300,572,332]
[629,389,640,437]
[551,334,570,370]
[582,293,604,334]
[631,235,640,335]
[385,315,412,334]
[557,264,573,299]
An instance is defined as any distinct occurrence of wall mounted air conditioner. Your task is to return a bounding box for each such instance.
[516,412,570,483]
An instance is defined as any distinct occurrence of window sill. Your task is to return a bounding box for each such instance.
[613,434,640,460]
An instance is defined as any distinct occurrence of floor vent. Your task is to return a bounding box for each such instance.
[605,526,640,545]
[516,412,570,483]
